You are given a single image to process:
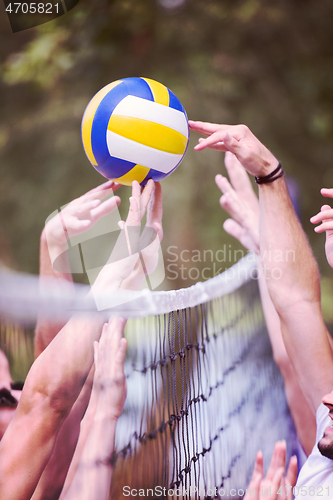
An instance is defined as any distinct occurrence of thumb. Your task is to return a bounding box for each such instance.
[153,222,163,242]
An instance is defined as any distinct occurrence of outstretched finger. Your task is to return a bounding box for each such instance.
[100,319,116,348]
[321,188,333,199]
[147,182,163,228]
[270,468,286,500]
[140,179,155,219]
[223,218,245,240]
[90,195,121,222]
[310,207,333,223]
[81,184,121,204]
[224,152,259,215]
[244,451,263,500]
[266,441,286,481]
[215,174,235,195]
[219,192,245,225]
[115,338,127,369]
[126,196,141,226]
[82,180,121,197]
[314,221,333,233]
[188,120,228,135]
[224,151,247,187]
[285,455,298,489]
[252,450,264,479]
[194,130,230,151]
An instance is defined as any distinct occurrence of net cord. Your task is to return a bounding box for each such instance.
[0,254,258,323]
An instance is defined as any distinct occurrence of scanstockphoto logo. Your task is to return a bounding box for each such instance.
[3,0,80,33]
[44,187,165,312]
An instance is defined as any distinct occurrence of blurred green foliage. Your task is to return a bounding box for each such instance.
[1,0,333,325]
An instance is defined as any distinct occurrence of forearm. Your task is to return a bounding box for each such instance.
[58,370,100,500]
[257,260,283,358]
[258,261,316,454]
[0,314,104,500]
[259,175,333,410]
[61,412,117,500]
[31,368,95,500]
[259,176,321,307]
[27,313,104,417]
[35,231,74,357]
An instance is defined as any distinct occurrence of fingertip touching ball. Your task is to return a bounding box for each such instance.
[81,77,189,186]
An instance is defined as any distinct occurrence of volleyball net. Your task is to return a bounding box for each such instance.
[0,255,301,499]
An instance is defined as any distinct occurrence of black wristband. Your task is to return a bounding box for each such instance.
[255,162,284,184]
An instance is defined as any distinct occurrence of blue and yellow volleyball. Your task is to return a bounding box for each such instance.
[81,77,189,186]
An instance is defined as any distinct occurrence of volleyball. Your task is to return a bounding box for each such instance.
[81,77,189,186]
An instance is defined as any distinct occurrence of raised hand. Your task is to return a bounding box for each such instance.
[310,188,333,269]
[119,181,163,290]
[45,180,121,250]
[137,181,163,276]
[216,152,259,253]
[244,441,297,500]
[93,317,127,421]
[91,180,156,294]
[189,120,279,178]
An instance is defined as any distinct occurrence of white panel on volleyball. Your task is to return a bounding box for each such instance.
[106,130,183,173]
[111,95,189,138]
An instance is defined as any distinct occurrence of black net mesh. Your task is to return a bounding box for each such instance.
[110,278,300,499]
[0,258,302,499]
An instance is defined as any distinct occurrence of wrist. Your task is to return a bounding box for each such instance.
[90,277,123,296]
[255,162,284,185]
[93,410,119,424]
[259,157,280,178]
[42,228,68,255]
[121,266,144,291]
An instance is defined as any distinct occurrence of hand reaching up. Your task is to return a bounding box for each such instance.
[244,441,297,500]
[310,188,333,269]
[216,152,259,254]
[93,317,127,421]
[189,120,279,178]
[45,180,121,250]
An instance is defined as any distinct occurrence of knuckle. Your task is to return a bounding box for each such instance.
[238,124,249,133]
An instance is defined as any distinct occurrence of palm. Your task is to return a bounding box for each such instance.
[45,181,121,248]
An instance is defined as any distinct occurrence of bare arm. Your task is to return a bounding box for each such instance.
[33,181,157,500]
[244,441,297,500]
[34,180,121,357]
[259,176,333,413]
[30,369,95,500]
[190,121,333,413]
[59,318,127,500]
[0,312,105,500]
[215,151,316,455]
[34,231,74,357]
[0,180,157,500]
